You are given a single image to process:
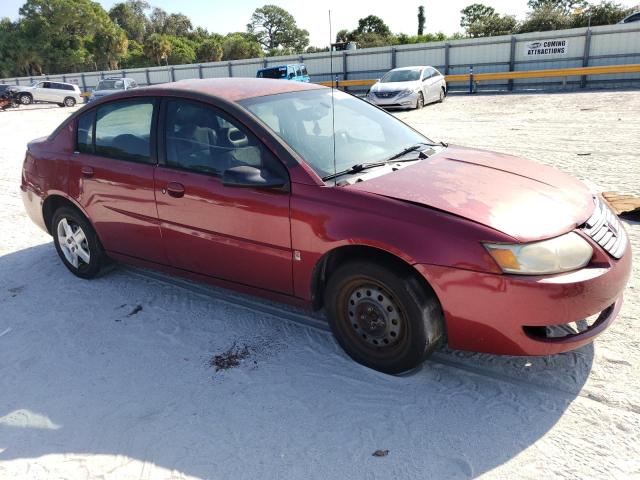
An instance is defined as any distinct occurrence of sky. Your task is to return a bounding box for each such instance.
[1,0,638,47]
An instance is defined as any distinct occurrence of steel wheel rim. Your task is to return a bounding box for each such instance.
[346,283,404,348]
[418,93,424,108]
[65,98,74,107]
[57,218,90,269]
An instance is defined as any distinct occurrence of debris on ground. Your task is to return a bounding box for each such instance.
[372,450,389,457]
[602,192,640,216]
[127,304,143,317]
[209,343,251,372]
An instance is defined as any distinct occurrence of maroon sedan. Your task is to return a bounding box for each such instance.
[21,78,631,373]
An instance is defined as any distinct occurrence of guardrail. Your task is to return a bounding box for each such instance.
[317,64,640,89]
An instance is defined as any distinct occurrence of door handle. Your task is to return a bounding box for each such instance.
[80,166,94,178]
[166,182,185,198]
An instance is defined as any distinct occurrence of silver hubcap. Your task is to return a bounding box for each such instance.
[65,98,74,106]
[348,286,402,347]
[57,218,90,269]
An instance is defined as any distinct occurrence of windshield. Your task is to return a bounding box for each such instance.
[380,69,421,83]
[96,80,124,90]
[240,89,431,179]
[258,68,287,79]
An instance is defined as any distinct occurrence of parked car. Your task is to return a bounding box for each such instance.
[619,11,640,23]
[367,66,446,109]
[0,85,20,110]
[88,77,138,103]
[257,64,310,82]
[18,80,82,107]
[21,78,631,374]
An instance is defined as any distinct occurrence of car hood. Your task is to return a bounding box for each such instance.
[346,146,594,242]
[372,81,419,92]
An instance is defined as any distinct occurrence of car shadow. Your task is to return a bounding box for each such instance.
[0,243,594,479]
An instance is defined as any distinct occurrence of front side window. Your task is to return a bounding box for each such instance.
[241,89,430,179]
[295,66,302,77]
[301,65,308,76]
[95,99,154,163]
[164,99,278,176]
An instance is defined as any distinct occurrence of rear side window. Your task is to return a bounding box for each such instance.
[77,110,95,154]
[95,99,154,163]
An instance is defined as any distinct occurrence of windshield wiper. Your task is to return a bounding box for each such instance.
[322,142,443,182]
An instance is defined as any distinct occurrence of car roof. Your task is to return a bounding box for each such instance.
[138,77,322,101]
[389,66,428,71]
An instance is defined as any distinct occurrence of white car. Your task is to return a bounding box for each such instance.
[18,80,83,107]
[367,66,446,110]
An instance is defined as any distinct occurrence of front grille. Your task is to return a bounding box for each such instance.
[581,197,627,259]
[374,91,400,98]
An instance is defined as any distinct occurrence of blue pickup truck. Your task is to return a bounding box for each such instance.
[256,64,310,82]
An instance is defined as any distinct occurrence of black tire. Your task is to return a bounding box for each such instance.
[19,93,32,105]
[57,103,65,107]
[52,207,105,279]
[63,97,76,107]
[324,260,444,374]
[416,92,424,110]
[11,100,19,108]
[438,88,445,103]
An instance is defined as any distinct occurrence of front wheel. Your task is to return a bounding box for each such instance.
[438,88,445,103]
[52,207,105,279]
[415,92,424,110]
[324,260,444,374]
[19,93,32,105]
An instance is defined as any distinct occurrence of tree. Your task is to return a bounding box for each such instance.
[571,1,636,27]
[196,37,223,63]
[527,0,587,15]
[418,6,426,35]
[166,35,196,64]
[164,13,193,37]
[144,32,171,65]
[460,4,517,37]
[247,5,309,53]
[354,15,392,37]
[121,39,149,68]
[518,6,571,33]
[222,32,263,60]
[461,4,496,30]
[90,24,129,70]
[335,29,351,43]
[108,1,149,44]
[518,5,572,32]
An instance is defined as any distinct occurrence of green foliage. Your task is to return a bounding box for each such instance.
[121,39,149,68]
[396,32,447,45]
[527,0,588,15]
[166,35,196,64]
[571,1,636,27]
[196,38,223,63]
[418,6,426,35]
[518,5,573,32]
[109,1,149,44]
[247,5,309,53]
[222,33,263,61]
[144,32,171,65]
[460,3,517,37]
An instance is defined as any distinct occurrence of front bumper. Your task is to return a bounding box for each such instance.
[367,91,418,109]
[416,234,632,356]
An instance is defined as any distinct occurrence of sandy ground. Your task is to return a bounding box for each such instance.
[0,93,638,479]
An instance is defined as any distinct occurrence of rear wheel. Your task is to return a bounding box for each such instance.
[52,207,105,279]
[324,260,444,374]
[63,97,76,107]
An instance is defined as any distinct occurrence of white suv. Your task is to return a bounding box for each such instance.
[18,81,83,107]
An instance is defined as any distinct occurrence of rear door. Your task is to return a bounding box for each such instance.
[69,98,166,263]
[154,98,293,294]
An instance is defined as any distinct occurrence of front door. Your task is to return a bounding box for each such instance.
[154,98,293,294]
[69,98,166,264]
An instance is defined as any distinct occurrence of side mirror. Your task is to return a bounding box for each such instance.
[375,78,381,83]
[222,165,287,189]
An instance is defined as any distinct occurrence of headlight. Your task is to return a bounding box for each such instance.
[397,89,414,98]
[484,232,593,275]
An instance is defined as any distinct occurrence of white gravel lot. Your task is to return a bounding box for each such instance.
[0,92,638,480]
